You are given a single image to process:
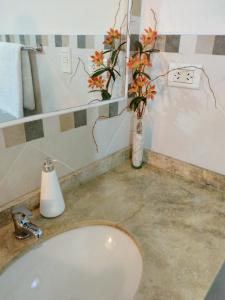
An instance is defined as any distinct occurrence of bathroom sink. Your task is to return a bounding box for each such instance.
[0,225,143,300]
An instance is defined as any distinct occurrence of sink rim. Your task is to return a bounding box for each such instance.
[0,219,143,276]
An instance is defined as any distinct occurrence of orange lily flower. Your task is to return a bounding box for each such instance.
[145,85,157,100]
[104,36,114,45]
[103,28,121,45]
[128,83,139,95]
[127,56,141,69]
[141,53,152,67]
[127,54,151,70]
[91,51,104,66]
[136,75,148,88]
[107,28,121,39]
[140,27,157,47]
[88,76,105,89]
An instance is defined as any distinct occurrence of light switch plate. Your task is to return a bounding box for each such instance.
[168,63,202,89]
[60,48,72,73]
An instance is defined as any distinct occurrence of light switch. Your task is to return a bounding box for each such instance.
[60,48,72,73]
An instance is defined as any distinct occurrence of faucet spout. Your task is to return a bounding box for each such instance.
[11,206,43,240]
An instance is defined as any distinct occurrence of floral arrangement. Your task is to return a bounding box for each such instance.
[128,27,158,119]
[88,28,126,100]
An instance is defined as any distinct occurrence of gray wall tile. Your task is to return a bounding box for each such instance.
[130,34,140,51]
[24,120,44,142]
[165,35,181,53]
[19,35,25,45]
[35,35,41,46]
[24,35,31,46]
[109,102,119,117]
[213,36,225,55]
[77,35,86,48]
[5,35,10,42]
[55,35,62,47]
[74,110,87,128]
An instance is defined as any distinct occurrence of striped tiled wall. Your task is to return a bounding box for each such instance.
[0,104,120,149]
[130,34,225,55]
[0,33,121,149]
[0,34,125,50]
[130,0,225,55]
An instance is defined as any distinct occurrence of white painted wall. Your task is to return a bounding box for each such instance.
[0,0,128,34]
[141,0,225,34]
[141,0,225,175]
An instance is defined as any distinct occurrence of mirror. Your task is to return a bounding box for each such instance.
[0,0,130,125]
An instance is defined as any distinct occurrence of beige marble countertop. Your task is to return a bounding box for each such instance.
[1,162,225,300]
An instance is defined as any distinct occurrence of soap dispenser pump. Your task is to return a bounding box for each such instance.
[40,158,65,218]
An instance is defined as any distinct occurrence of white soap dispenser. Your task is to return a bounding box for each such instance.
[40,158,65,218]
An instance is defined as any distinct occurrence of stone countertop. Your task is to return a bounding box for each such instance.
[1,162,225,300]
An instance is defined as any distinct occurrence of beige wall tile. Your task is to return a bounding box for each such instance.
[0,129,5,149]
[86,35,95,49]
[179,35,197,54]
[132,0,142,16]
[99,105,109,117]
[155,35,166,52]
[3,124,26,148]
[41,35,49,46]
[195,35,215,54]
[62,35,69,47]
[43,116,60,137]
[59,113,75,132]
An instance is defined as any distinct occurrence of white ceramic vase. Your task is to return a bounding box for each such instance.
[132,115,144,168]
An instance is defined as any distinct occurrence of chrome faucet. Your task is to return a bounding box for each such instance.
[11,206,43,240]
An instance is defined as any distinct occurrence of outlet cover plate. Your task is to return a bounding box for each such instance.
[168,63,202,89]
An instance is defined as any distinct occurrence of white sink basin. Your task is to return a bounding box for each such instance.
[0,225,143,300]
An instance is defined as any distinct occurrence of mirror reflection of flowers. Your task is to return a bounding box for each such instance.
[88,28,126,100]
[128,27,159,119]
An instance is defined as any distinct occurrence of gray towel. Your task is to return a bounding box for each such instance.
[21,50,35,111]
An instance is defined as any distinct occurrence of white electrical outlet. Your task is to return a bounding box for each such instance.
[168,63,202,89]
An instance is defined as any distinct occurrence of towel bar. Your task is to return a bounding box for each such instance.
[22,45,43,52]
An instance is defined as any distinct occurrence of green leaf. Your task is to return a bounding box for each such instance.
[88,90,101,93]
[133,70,140,80]
[113,69,121,76]
[91,68,107,77]
[144,48,160,53]
[129,96,146,111]
[103,49,113,54]
[108,69,116,81]
[117,41,127,50]
[139,72,151,80]
[110,50,117,64]
[101,90,111,100]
